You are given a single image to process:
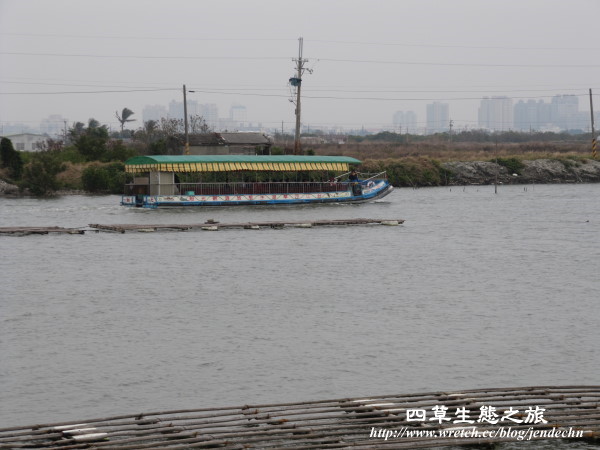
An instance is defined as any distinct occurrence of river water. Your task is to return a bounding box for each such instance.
[1,185,599,441]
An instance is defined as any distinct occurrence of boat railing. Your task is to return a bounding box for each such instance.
[124,181,354,196]
[335,171,388,182]
[360,171,387,182]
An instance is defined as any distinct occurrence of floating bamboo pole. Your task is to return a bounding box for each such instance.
[0,386,598,448]
[88,218,405,233]
[0,219,404,236]
[0,226,85,235]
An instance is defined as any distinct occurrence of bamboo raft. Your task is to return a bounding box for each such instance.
[1,386,598,449]
[0,219,403,236]
[88,218,404,233]
[0,226,85,236]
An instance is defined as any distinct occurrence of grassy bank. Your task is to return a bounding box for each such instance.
[306,140,592,162]
[303,141,597,186]
[2,140,598,195]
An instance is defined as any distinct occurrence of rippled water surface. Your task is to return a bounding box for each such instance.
[1,185,599,433]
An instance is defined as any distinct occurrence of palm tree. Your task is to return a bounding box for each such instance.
[138,120,158,144]
[115,108,136,135]
[144,119,158,135]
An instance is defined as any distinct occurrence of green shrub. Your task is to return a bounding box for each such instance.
[551,156,583,169]
[57,146,87,164]
[22,150,66,196]
[81,163,126,194]
[360,158,451,187]
[149,138,168,155]
[494,157,525,175]
[81,165,110,192]
[0,137,24,180]
[104,140,137,162]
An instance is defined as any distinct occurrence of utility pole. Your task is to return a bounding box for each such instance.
[590,88,597,159]
[183,84,190,155]
[449,119,454,142]
[289,37,310,155]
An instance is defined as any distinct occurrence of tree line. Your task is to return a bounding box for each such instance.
[0,109,594,197]
[0,110,212,196]
[348,129,590,144]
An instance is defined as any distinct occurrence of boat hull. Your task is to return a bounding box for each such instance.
[121,181,393,208]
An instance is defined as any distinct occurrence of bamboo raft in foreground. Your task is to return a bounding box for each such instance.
[0,219,404,236]
[88,218,404,233]
[0,226,85,236]
[1,386,598,449]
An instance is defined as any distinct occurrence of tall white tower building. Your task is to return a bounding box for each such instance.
[426,102,449,133]
[478,96,513,131]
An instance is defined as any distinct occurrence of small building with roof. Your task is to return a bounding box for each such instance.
[1,133,47,151]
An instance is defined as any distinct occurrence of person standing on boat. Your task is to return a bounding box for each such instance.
[349,170,359,182]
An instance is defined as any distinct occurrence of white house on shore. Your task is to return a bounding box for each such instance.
[1,133,47,151]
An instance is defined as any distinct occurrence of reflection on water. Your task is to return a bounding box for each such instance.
[1,186,599,435]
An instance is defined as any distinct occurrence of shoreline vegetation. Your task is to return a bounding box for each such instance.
[308,140,600,187]
[1,134,599,197]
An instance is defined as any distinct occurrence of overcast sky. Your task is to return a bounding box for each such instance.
[1,0,599,133]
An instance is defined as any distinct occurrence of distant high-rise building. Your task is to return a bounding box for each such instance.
[550,95,579,130]
[514,100,545,131]
[39,114,67,138]
[199,104,219,129]
[392,110,417,133]
[514,95,587,131]
[426,102,449,133]
[142,104,168,122]
[538,100,552,127]
[230,104,247,128]
[168,99,200,120]
[478,96,513,131]
[168,100,184,120]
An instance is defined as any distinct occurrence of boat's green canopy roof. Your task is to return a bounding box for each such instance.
[125,155,361,173]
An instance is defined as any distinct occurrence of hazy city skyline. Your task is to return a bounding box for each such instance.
[2,91,596,138]
[1,0,599,134]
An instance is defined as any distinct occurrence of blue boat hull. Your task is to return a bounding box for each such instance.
[122,181,393,208]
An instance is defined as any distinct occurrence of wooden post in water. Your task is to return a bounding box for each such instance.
[494,137,498,194]
[590,88,597,158]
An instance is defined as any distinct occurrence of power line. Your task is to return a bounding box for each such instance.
[2,76,597,93]
[2,86,598,103]
[0,51,290,60]
[308,39,600,51]
[3,80,596,94]
[160,88,600,102]
[0,32,295,42]
[3,51,600,68]
[0,88,177,95]
[318,58,600,68]
[3,32,598,51]
[0,80,174,89]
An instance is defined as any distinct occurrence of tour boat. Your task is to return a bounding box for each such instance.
[121,155,393,208]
